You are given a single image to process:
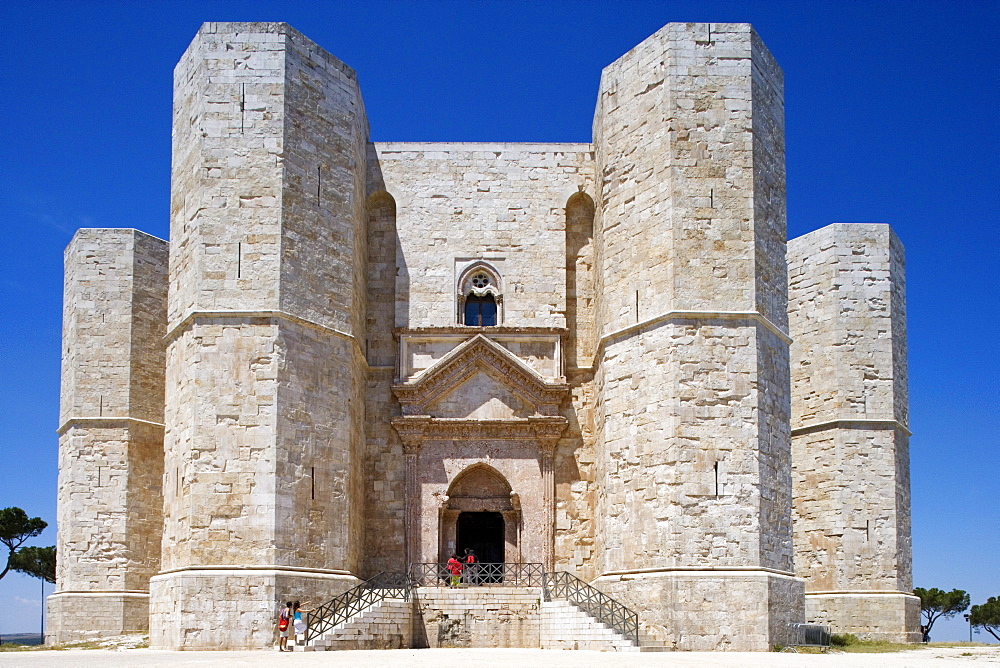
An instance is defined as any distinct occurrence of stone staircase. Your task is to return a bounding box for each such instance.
[297,597,411,651]
[539,599,639,651]
[297,567,655,652]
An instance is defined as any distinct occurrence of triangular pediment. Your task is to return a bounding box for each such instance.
[426,369,532,419]
[392,334,568,417]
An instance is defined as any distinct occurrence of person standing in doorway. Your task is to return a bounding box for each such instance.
[464,548,477,586]
[447,553,463,587]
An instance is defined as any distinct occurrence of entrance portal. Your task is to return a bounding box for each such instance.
[457,511,505,564]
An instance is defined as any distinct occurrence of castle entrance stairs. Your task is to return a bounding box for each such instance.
[302,565,649,652]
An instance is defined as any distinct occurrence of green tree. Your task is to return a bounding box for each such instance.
[913,587,971,638]
[0,507,47,581]
[970,597,1000,642]
[10,545,56,584]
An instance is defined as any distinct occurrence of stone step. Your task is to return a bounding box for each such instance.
[539,599,640,652]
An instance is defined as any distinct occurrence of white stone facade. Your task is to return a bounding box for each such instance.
[50,21,917,650]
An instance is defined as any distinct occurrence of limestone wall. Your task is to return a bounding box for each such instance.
[156,22,368,648]
[788,223,916,640]
[413,587,542,648]
[590,23,797,649]
[371,143,595,329]
[50,229,167,642]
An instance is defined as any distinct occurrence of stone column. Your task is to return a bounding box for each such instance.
[591,22,803,650]
[48,229,168,643]
[788,223,918,642]
[150,22,369,649]
[538,436,558,571]
[394,418,426,569]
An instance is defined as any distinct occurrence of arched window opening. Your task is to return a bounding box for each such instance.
[457,263,503,326]
[465,293,497,326]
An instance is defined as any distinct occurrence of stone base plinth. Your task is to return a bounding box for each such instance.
[593,569,805,651]
[413,587,543,648]
[805,591,920,642]
[149,568,359,650]
[46,591,150,643]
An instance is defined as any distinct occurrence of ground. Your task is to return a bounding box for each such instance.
[1,646,998,667]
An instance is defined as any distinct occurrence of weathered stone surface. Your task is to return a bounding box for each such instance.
[788,223,917,641]
[49,229,167,643]
[51,20,916,652]
[591,23,798,649]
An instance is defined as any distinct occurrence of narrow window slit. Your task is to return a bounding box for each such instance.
[714,461,719,497]
[311,466,316,500]
[237,242,242,278]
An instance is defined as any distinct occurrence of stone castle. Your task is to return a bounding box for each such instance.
[48,21,919,650]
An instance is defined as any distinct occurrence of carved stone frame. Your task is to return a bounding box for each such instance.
[392,335,568,569]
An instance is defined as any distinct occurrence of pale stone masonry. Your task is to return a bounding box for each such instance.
[788,224,918,641]
[49,229,167,641]
[50,21,917,650]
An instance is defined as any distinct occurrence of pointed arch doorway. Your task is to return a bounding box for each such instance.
[440,465,520,564]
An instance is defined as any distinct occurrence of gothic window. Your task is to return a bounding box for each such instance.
[458,264,503,326]
[465,294,497,326]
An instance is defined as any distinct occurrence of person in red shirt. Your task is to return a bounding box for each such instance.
[446,553,463,587]
[464,548,477,586]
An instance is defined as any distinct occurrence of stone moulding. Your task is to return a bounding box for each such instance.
[392,415,568,446]
[599,309,792,353]
[392,333,569,417]
[790,418,911,437]
[153,565,356,576]
[49,590,151,596]
[163,309,357,346]
[56,416,165,435]
[598,566,800,579]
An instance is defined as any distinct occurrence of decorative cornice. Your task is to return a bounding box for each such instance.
[805,590,918,597]
[596,566,799,580]
[165,309,356,346]
[396,325,567,336]
[391,415,568,445]
[791,418,911,437]
[153,565,356,577]
[393,334,568,416]
[599,309,792,353]
[57,416,165,436]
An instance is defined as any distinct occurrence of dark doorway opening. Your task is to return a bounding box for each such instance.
[457,511,504,566]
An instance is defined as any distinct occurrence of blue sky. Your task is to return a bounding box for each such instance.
[1,0,996,642]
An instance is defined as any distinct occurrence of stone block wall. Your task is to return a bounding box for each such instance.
[596,572,802,651]
[373,143,595,329]
[788,223,917,641]
[413,587,542,648]
[591,23,798,649]
[154,22,368,649]
[49,19,917,652]
[49,229,168,642]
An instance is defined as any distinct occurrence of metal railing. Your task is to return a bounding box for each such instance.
[787,623,831,648]
[409,562,545,587]
[543,571,640,645]
[305,571,411,642]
